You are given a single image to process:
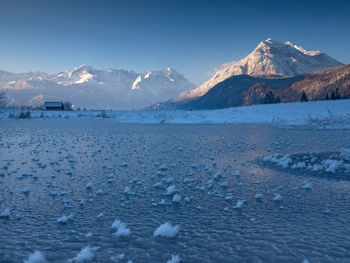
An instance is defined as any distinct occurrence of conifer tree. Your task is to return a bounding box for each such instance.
[301,91,308,102]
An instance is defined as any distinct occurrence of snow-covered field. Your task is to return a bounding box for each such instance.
[1,99,350,129]
[0,120,350,262]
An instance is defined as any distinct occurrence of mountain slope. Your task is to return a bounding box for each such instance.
[177,64,350,110]
[0,65,195,110]
[176,38,343,102]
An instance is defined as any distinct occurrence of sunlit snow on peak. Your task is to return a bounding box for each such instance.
[132,76,142,90]
[74,71,94,84]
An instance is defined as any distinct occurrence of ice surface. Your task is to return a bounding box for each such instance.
[0,121,350,262]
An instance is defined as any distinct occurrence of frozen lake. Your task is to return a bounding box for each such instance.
[1,120,350,263]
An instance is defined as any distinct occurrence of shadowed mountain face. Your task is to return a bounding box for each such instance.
[176,65,350,110]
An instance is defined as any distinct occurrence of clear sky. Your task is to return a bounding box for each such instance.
[0,0,349,85]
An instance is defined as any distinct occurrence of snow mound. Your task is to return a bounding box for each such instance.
[340,148,350,160]
[254,193,263,199]
[273,193,282,201]
[57,213,74,223]
[153,222,180,238]
[324,159,342,173]
[122,186,135,195]
[0,208,11,218]
[68,246,96,263]
[111,219,131,237]
[167,254,181,263]
[165,185,177,195]
[172,194,182,203]
[263,154,291,168]
[302,181,312,189]
[233,200,246,209]
[23,251,46,263]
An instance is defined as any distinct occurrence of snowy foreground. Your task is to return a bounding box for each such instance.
[1,99,350,129]
[0,120,350,262]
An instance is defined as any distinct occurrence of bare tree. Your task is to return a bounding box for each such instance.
[63,101,74,111]
[0,91,7,108]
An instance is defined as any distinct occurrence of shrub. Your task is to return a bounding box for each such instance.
[19,111,31,119]
[8,111,31,119]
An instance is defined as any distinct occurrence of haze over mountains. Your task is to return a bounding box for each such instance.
[0,65,195,110]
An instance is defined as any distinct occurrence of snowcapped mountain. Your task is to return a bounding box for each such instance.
[177,38,343,101]
[0,65,195,109]
[177,65,350,110]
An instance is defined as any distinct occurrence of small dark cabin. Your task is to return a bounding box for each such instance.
[44,101,64,111]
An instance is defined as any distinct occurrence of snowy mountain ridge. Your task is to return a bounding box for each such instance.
[176,38,343,101]
[0,65,195,109]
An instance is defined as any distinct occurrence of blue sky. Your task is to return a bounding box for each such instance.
[0,0,349,85]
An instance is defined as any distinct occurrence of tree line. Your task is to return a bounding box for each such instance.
[260,88,346,105]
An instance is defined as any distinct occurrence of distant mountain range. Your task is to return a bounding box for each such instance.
[0,65,195,110]
[1,39,348,111]
[151,39,348,110]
